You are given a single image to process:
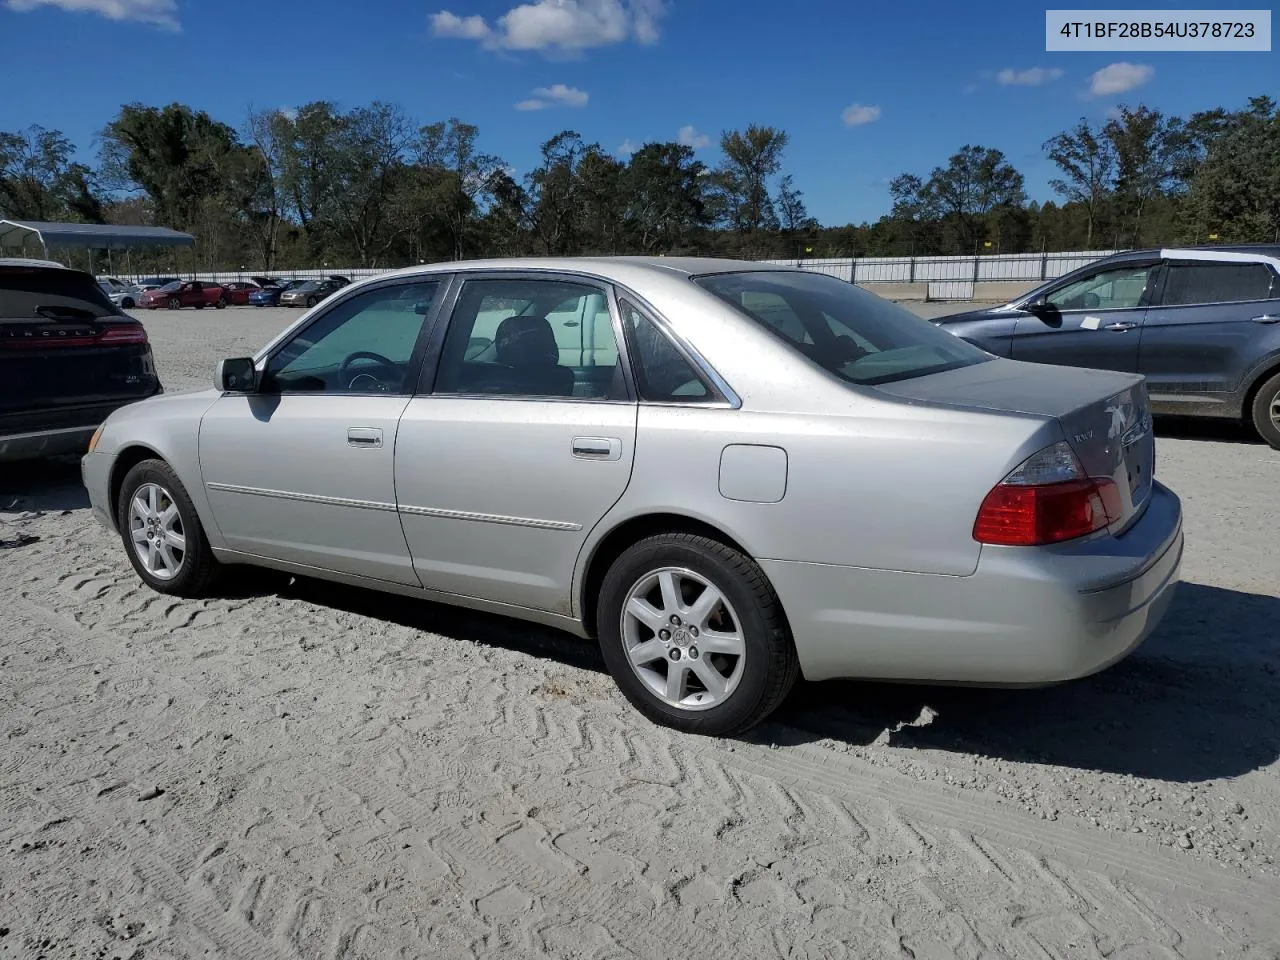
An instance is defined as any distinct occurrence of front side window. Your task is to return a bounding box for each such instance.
[261,280,441,394]
[1046,265,1154,311]
[434,278,623,399]
[696,270,989,387]
[1160,262,1277,306]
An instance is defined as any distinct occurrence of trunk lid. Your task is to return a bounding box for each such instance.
[1,263,160,418]
[876,358,1155,531]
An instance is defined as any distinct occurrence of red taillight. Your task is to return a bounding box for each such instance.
[974,477,1119,546]
[973,440,1121,546]
[97,323,148,345]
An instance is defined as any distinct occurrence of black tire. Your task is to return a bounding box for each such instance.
[121,296,135,309]
[116,458,220,598]
[167,297,181,310]
[215,296,227,309]
[306,295,318,308]
[1250,371,1280,450]
[596,533,799,736]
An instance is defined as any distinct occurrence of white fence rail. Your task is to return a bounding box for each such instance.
[110,249,1121,302]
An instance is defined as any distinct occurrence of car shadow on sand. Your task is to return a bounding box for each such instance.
[280,573,1277,785]
[763,581,1280,784]
[1154,415,1266,446]
[0,458,88,513]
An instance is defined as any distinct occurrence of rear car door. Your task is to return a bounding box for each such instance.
[180,281,203,307]
[1138,259,1280,408]
[394,273,637,614]
[0,262,159,460]
[198,277,446,584]
[1011,260,1158,372]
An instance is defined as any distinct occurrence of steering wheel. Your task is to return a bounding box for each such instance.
[339,351,399,392]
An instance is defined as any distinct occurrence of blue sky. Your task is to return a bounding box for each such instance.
[1,0,1275,225]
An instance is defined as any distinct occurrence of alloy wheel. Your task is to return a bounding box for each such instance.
[127,482,186,581]
[620,566,746,711]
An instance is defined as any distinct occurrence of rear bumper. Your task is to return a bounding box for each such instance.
[763,481,1183,684]
[0,424,98,461]
[1,397,158,464]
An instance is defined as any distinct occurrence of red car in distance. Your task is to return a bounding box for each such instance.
[219,281,261,305]
[139,280,228,310]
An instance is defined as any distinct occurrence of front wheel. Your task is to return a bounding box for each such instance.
[121,297,135,309]
[215,296,227,309]
[597,533,799,736]
[306,295,318,307]
[167,297,181,310]
[1250,371,1280,450]
[117,459,220,597]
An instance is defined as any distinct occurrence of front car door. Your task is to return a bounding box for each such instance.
[394,273,637,615]
[1138,255,1280,412]
[199,276,446,584]
[181,281,203,308]
[1011,259,1159,372]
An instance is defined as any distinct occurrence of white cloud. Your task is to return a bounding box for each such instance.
[1089,62,1153,96]
[430,10,491,39]
[996,66,1064,86]
[677,125,710,149]
[431,0,665,54]
[841,103,881,127]
[514,84,589,110]
[5,0,178,29]
[616,139,638,157]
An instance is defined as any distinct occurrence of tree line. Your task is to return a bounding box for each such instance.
[0,94,1276,272]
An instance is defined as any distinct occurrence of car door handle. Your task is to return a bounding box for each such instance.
[1252,314,1280,324]
[1102,321,1137,332]
[572,437,622,460]
[347,427,383,448]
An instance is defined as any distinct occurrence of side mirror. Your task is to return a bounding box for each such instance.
[217,357,257,392]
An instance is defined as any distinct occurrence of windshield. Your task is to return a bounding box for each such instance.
[158,281,182,292]
[695,270,991,386]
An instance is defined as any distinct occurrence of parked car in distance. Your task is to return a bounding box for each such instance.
[934,245,1280,448]
[81,257,1182,735]
[2,258,161,462]
[219,281,261,306]
[135,276,180,292]
[248,279,307,306]
[98,277,143,309]
[278,277,348,307]
[247,276,285,288]
[139,280,228,310]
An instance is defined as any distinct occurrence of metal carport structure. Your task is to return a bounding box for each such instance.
[0,220,195,276]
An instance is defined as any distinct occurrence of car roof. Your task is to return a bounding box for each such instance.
[1104,244,1280,263]
[0,257,72,270]
[377,255,797,285]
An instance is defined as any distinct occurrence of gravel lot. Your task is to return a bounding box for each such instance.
[2,302,1279,958]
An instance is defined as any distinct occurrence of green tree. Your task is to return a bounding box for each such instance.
[1043,119,1115,248]
[0,125,103,222]
[712,125,789,239]
[1102,105,1191,247]
[621,142,708,253]
[1184,96,1280,242]
[923,145,1026,252]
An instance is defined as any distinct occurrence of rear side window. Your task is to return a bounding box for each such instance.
[619,298,711,402]
[1,266,119,319]
[695,271,989,387]
[1160,262,1277,306]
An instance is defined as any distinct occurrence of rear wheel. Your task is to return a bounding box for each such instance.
[597,533,799,736]
[117,459,220,597]
[1249,371,1280,450]
[167,296,180,309]
[121,296,135,309]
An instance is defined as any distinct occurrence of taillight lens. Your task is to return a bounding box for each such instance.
[973,441,1120,546]
[97,323,148,345]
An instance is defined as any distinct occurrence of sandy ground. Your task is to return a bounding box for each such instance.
[3,303,1280,959]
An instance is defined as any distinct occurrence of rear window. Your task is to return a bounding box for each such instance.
[1160,262,1277,306]
[1,266,120,320]
[695,271,990,386]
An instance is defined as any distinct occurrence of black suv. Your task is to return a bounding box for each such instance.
[934,245,1280,448]
[1,259,162,462]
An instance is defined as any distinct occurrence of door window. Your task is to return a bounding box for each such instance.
[1159,262,1277,306]
[619,298,712,402]
[1046,265,1154,311]
[261,280,442,394]
[434,278,623,399]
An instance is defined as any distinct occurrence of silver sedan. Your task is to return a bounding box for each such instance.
[81,258,1183,734]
